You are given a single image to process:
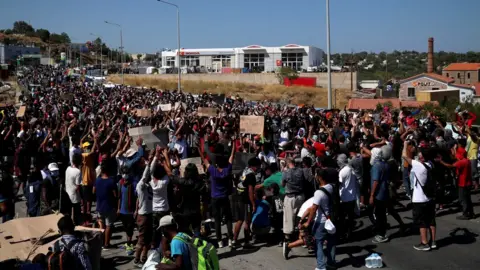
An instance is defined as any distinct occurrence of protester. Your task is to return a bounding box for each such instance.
[53,216,92,270]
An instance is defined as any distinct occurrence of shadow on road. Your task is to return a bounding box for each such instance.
[436,228,478,248]
[218,246,262,260]
[335,244,382,268]
[101,256,133,269]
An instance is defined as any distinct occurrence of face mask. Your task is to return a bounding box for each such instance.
[122,174,129,180]
[325,151,331,156]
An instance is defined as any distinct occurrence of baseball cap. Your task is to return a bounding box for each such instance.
[157,215,176,229]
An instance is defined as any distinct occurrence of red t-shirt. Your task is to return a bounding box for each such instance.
[313,142,326,157]
[454,158,472,187]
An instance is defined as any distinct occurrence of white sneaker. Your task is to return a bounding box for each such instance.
[228,239,234,247]
[218,240,224,248]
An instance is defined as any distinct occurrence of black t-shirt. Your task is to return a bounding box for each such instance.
[237,172,256,204]
[178,177,206,215]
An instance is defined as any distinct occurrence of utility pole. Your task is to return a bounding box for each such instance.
[105,21,124,84]
[326,0,332,109]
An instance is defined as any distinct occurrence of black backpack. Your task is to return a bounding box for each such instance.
[319,185,341,225]
[414,162,436,199]
[47,239,84,270]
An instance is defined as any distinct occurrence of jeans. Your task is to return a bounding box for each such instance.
[403,166,411,197]
[340,201,356,236]
[72,203,82,225]
[211,197,233,241]
[458,187,474,217]
[373,199,387,237]
[313,221,336,270]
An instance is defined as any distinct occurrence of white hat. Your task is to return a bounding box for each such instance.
[48,163,59,171]
[124,147,138,158]
[158,215,176,229]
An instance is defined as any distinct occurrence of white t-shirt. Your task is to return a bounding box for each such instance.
[258,151,277,164]
[339,166,357,202]
[69,146,82,166]
[312,184,333,224]
[150,175,170,212]
[297,197,314,218]
[410,160,431,203]
[65,166,82,204]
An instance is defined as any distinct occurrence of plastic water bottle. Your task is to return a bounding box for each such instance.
[372,253,382,268]
[376,254,383,268]
[365,254,373,268]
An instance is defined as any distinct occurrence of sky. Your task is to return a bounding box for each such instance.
[1,0,479,54]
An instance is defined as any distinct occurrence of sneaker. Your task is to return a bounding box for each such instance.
[278,241,283,247]
[228,239,234,248]
[133,260,143,268]
[126,244,135,256]
[282,242,290,260]
[218,240,224,248]
[372,235,389,243]
[414,243,431,251]
[430,241,437,249]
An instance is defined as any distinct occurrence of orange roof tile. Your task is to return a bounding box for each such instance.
[443,63,480,71]
[347,98,438,110]
[474,83,480,96]
[399,73,454,84]
[450,83,473,89]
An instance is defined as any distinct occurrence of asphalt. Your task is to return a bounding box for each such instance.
[11,192,480,270]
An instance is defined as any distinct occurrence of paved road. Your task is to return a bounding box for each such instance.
[12,193,480,270]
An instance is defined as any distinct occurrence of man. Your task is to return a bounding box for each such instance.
[282,158,306,245]
[81,137,98,224]
[231,157,259,249]
[437,148,475,220]
[155,215,192,270]
[53,216,92,270]
[402,141,437,251]
[370,145,390,244]
[117,166,137,255]
[93,159,117,249]
[65,153,82,225]
[337,154,357,239]
[256,163,284,196]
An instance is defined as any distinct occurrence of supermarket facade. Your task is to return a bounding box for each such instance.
[160,44,324,72]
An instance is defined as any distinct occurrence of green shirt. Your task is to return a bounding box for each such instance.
[263,172,285,195]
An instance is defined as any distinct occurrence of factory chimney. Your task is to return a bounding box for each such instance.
[427,37,434,73]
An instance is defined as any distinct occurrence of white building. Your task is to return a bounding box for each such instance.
[160,44,324,72]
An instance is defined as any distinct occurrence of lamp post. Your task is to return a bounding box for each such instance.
[90,33,103,77]
[157,0,181,91]
[326,0,332,109]
[105,20,124,85]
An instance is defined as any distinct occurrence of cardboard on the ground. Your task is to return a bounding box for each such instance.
[16,106,26,118]
[174,102,186,110]
[197,107,217,117]
[158,104,172,112]
[136,109,152,118]
[179,157,205,177]
[240,115,264,134]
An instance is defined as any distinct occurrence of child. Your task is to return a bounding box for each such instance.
[251,189,271,242]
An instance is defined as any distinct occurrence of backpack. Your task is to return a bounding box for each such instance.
[27,181,42,217]
[414,162,436,199]
[47,239,84,270]
[319,185,341,226]
[172,234,219,270]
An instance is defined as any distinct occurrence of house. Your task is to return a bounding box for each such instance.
[442,63,480,85]
[347,98,437,110]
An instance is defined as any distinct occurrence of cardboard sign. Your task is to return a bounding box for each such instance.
[212,94,225,104]
[197,107,217,117]
[16,106,26,118]
[175,102,186,110]
[60,93,74,101]
[179,157,205,177]
[136,109,152,118]
[240,115,265,134]
[158,103,172,112]
[153,128,169,147]
[232,152,256,174]
[128,126,164,149]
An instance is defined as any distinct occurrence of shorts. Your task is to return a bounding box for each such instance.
[136,214,153,247]
[413,201,436,228]
[299,226,315,249]
[120,214,135,237]
[81,185,94,203]
[97,211,116,227]
[283,194,305,234]
[231,194,252,222]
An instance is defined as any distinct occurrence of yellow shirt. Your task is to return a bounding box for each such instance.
[467,135,478,160]
[81,152,96,186]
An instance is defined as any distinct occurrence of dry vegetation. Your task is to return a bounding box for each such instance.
[109,75,351,108]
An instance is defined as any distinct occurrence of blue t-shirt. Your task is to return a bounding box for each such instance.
[171,233,193,270]
[118,179,137,215]
[370,161,389,201]
[208,164,232,198]
[95,177,116,213]
[252,199,270,227]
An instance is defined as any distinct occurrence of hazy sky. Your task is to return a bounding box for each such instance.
[1,0,479,53]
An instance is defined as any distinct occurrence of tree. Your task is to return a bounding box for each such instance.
[4,29,13,35]
[275,67,299,85]
[49,33,63,44]
[36,28,50,42]
[137,54,142,62]
[60,32,71,43]
[12,21,34,35]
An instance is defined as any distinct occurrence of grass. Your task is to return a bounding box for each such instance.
[108,74,351,108]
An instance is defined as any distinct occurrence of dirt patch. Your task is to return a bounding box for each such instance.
[109,75,350,108]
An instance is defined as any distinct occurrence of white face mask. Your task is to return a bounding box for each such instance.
[122,174,129,179]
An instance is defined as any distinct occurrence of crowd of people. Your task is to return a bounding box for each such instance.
[0,65,478,270]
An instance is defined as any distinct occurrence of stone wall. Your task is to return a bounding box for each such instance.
[143,72,356,89]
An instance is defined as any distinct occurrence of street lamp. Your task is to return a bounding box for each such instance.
[326,0,332,109]
[105,20,124,85]
[90,33,103,78]
[157,0,181,91]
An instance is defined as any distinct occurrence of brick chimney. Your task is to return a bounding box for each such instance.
[427,37,434,73]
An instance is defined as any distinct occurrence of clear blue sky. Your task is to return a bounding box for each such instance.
[1,0,479,54]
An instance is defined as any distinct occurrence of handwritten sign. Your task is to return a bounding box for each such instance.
[240,115,264,134]
[16,106,26,118]
[136,109,152,118]
[197,107,217,117]
[128,126,162,149]
[179,157,205,177]
[158,104,172,112]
